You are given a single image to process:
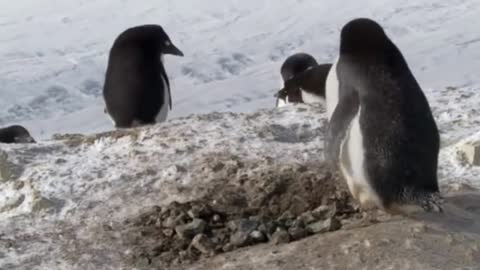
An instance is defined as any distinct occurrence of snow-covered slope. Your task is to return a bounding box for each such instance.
[1,105,480,269]
[0,105,328,269]
[2,0,480,140]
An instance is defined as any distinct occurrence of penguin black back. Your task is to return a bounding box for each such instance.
[0,125,36,144]
[327,18,440,212]
[103,25,184,128]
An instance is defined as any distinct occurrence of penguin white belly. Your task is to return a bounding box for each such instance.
[155,75,170,123]
[300,89,325,105]
[339,108,382,209]
[326,57,339,120]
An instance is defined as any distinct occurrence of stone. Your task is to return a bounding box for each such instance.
[162,216,176,228]
[187,205,211,219]
[312,205,335,220]
[307,217,342,234]
[191,234,215,255]
[459,142,480,166]
[288,225,308,241]
[271,228,290,245]
[0,151,11,182]
[212,214,222,223]
[175,219,207,239]
[249,230,267,243]
[299,211,317,225]
[31,195,56,212]
[163,229,174,237]
[277,210,296,227]
[230,231,249,247]
[227,218,258,234]
[222,243,234,253]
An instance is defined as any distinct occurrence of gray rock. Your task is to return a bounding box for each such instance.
[271,228,290,245]
[277,210,296,222]
[212,214,221,223]
[162,216,176,228]
[277,210,296,227]
[187,205,211,219]
[175,219,207,239]
[288,220,308,241]
[459,142,480,166]
[312,205,335,220]
[227,218,258,234]
[222,243,234,253]
[288,226,308,241]
[299,211,317,225]
[230,231,249,247]
[31,196,56,212]
[249,230,267,243]
[163,229,174,237]
[258,221,277,236]
[307,217,342,234]
[191,234,214,255]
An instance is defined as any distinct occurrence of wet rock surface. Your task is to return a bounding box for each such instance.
[121,164,361,268]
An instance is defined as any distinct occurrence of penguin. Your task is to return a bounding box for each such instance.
[326,18,441,215]
[0,125,36,144]
[103,24,184,128]
[278,63,332,106]
[276,53,318,107]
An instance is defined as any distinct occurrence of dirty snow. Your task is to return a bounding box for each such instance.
[0,105,328,269]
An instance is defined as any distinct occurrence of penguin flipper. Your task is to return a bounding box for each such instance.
[326,88,360,162]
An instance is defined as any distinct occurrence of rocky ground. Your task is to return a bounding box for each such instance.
[121,165,360,268]
[1,105,480,270]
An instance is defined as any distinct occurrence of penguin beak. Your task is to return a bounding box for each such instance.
[164,43,184,57]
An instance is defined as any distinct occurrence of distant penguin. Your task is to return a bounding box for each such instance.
[103,24,184,128]
[276,53,318,107]
[0,125,36,144]
[278,63,332,106]
[326,18,441,215]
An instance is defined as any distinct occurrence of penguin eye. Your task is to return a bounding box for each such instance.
[165,41,171,47]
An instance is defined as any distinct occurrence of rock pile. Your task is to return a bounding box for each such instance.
[120,164,362,268]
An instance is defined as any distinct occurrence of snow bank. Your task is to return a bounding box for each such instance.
[0,104,327,269]
[1,105,480,269]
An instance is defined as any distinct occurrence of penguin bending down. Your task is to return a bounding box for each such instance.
[103,24,184,128]
[277,63,332,106]
[0,125,36,144]
[276,53,318,107]
[326,18,441,215]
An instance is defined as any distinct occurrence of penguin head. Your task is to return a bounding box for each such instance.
[280,53,318,82]
[115,25,184,57]
[0,125,36,144]
[150,25,184,57]
[340,18,389,54]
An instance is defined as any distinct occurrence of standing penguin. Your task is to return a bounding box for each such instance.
[326,18,441,215]
[103,25,184,128]
[0,125,36,144]
[276,53,318,107]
